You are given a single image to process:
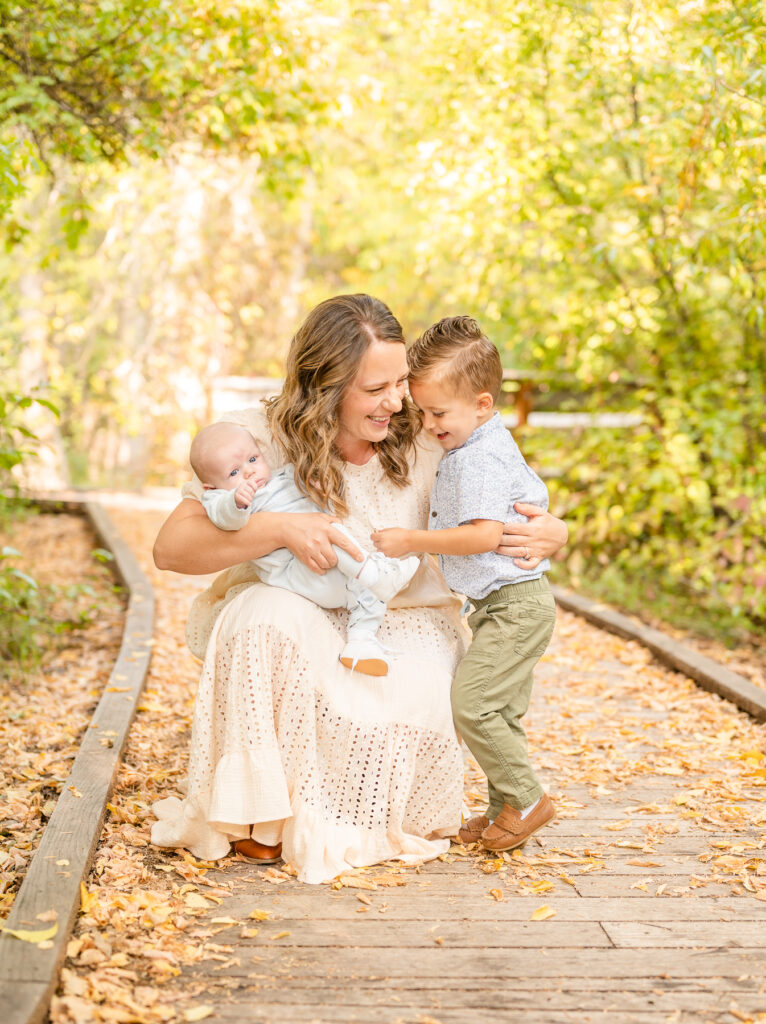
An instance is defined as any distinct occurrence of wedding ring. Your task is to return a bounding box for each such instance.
[524,547,530,560]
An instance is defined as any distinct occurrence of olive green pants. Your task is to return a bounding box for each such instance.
[451,576,556,816]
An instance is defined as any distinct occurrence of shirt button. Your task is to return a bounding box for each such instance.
[431,511,437,518]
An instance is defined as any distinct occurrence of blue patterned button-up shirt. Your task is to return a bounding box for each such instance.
[429,413,550,600]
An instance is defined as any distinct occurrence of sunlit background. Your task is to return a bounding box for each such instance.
[1,0,763,638]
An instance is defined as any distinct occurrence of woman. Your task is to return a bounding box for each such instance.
[151,294,566,883]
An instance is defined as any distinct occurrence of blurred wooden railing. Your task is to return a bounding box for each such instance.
[212,375,643,431]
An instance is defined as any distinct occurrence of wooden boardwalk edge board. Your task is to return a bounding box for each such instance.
[0,500,156,1024]
[550,584,766,722]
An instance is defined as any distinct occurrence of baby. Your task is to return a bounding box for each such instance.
[189,420,420,676]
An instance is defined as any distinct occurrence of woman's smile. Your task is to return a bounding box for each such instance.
[335,340,409,461]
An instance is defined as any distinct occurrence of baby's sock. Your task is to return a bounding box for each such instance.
[520,797,541,820]
[354,557,380,589]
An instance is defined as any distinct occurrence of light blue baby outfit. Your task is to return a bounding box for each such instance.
[202,465,385,638]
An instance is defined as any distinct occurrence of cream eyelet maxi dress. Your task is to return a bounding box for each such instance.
[151,407,469,884]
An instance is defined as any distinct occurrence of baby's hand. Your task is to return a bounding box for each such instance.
[371,528,412,558]
[234,479,258,509]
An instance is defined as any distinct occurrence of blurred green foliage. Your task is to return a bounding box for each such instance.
[0,0,763,640]
[0,388,57,489]
[0,543,44,672]
[0,0,324,205]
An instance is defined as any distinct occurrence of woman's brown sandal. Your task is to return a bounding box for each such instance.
[232,838,283,864]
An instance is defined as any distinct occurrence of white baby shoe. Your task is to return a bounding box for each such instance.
[339,631,391,677]
[360,553,420,603]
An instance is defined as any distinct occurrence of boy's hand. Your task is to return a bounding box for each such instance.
[371,528,412,558]
[234,479,258,509]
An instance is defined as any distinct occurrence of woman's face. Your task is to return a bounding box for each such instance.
[336,340,409,458]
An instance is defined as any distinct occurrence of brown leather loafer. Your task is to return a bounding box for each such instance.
[232,838,283,864]
[457,814,490,845]
[481,794,555,852]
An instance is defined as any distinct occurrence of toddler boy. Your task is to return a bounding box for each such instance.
[373,317,556,850]
[190,420,420,677]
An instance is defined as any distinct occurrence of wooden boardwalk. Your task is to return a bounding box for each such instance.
[173,603,766,1024]
[41,501,765,1024]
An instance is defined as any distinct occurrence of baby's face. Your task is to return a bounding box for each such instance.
[206,433,271,492]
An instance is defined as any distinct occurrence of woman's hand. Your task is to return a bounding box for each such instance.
[153,502,363,576]
[371,527,413,559]
[496,503,568,570]
[281,513,364,574]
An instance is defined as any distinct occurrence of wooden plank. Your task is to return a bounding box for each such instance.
[551,585,766,722]
[208,1008,696,1024]
[220,892,766,923]
[392,857,730,876]
[203,918,612,947]
[182,947,766,979]
[442,836,755,858]
[184,985,766,1012]
[603,920,766,948]
[194,974,766,995]
[0,501,155,1024]
[207,1007,720,1024]
[566,877,739,898]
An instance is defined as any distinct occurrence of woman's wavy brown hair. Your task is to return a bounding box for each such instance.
[265,294,421,516]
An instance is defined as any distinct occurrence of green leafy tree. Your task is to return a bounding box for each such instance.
[304,0,766,635]
[0,0,325,208]
[1,0,763,638]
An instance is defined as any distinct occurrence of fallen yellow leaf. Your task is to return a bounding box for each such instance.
[336,874,377,890]
[184,1007,215,1022]
[529,905,556,921]
[739,749,764,765]
[0,921,58,944]
[184,893,213,909]
[79,883,98,914]
[528,879,555,894]
[248,909,271,921]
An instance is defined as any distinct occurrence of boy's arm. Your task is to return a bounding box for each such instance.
[372,520,503,559]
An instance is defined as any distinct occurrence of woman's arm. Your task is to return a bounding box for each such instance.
[153,499,363,576]
[496,503,568,569]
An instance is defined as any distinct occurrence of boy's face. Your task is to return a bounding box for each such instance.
[203,431,271,491]
[409,378,492,451]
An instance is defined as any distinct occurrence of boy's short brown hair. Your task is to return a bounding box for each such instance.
[407,316,502,402]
